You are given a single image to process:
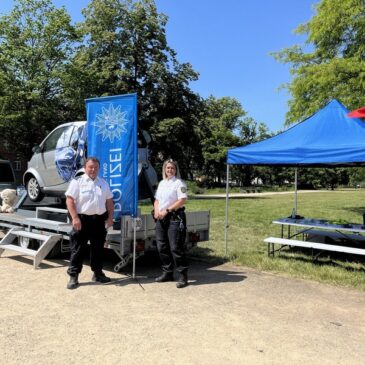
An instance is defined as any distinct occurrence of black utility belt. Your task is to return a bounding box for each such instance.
[79,213,108,220]
[167,207,185,213]
[167,207,186,220]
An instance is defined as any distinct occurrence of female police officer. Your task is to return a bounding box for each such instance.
[154,159,188,288]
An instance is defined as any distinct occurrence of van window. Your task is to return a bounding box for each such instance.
[43,125,73,152]
[0,163,15,182]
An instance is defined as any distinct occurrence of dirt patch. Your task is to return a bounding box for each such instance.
[0,250,364,365]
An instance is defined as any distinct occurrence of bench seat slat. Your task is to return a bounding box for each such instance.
[264,237,365,255]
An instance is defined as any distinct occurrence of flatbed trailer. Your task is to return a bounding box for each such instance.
[0,194,210,271]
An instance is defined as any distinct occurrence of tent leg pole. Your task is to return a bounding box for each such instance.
[294,167,298,215]
[224,164,230,256]
[132,218,136,279]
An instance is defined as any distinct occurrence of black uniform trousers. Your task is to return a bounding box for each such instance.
[155,210,187,274]
[67,214,107,277]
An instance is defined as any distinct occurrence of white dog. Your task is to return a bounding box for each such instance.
[0,189,17,213]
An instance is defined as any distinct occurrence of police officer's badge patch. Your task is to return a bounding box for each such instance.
[181,187,187,193]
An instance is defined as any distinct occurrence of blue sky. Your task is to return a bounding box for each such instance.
[0,0,318,132]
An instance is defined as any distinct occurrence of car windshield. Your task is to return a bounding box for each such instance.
[0,163,15,182]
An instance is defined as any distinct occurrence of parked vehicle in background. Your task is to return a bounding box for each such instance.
[23,121,158,202]
[0,159,17,192]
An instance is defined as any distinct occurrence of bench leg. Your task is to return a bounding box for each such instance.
[267,242,274,257]
[267,242,275,257]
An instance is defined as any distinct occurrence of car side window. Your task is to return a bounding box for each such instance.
[137,129,148,148]
[0,162,15,182]
[43,126,73,152]
[70,125,84,150]
[56,125,74,149]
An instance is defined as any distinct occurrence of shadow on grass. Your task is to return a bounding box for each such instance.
[188,246,228,265]
[342,206,365,216]
[277,247,365,273]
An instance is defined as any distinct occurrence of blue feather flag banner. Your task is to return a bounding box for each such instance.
[86,93,138,218]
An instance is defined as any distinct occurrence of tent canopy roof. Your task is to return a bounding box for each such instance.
[227,100,365,167]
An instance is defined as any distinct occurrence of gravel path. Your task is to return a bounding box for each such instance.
[0,249,364,365]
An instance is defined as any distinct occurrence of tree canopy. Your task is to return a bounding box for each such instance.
[0,0,78,158]
[0,0,247,184]
[273,0,365,125]
[270,0,365,189]
[2,0,363,189]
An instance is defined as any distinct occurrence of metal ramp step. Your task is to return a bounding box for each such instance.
[0,244,37,256]
[26,217,70,228]
[36,207,70,223]
[11,230,52,241]
[0,228,62,268]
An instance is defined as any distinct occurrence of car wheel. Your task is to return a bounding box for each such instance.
[26,176,44,202]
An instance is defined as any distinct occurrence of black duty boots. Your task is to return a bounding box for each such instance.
[176,272,188,289]
[156,272,188,287]
[92,271,111,283]
[67,274,79,290]
[155,272,174,283]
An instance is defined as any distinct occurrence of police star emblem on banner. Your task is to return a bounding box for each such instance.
[93,104,128,142]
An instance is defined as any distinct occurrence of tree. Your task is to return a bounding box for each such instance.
[347,167,365,187]
[272,0,365,125]
[150,116,200,180]
[65,0,203,177]
[230,117,273,187]
[196,96,246,185]
[0,0,78,158]
[66,0,200,129]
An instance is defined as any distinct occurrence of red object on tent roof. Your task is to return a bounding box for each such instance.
[348,106,365,118]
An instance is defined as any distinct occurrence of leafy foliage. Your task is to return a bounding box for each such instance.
[0,0,78,158]
[1,0,360,190]
[64,0,203,178]
[273,0,365,125]
[348,167,365,187]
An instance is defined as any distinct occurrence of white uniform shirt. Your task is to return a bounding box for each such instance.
[65,175,113,215]
[155,176,187,210]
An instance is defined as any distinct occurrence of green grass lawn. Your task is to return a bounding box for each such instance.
[157,190,365,291]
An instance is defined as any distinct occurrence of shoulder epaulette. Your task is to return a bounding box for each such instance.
[73,174,84,181]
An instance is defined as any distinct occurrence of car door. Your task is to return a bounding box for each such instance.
[40,125,74,187]
[54,124,85,186]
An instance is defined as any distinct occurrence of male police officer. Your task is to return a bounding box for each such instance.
[66,157,114,289]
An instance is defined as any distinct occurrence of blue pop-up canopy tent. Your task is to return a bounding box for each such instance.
[228,99,365,166]
[224,99,365,252]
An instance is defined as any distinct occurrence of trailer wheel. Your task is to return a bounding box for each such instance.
[19,237,37,250]
[26,176,44,202]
